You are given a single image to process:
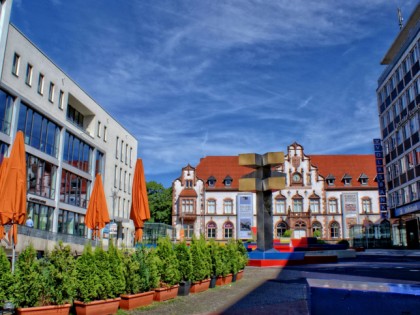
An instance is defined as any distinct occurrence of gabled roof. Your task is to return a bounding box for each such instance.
[196,156,251,189]
[310,155,377,189]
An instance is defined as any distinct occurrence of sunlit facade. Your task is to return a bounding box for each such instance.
[0,0,138,252]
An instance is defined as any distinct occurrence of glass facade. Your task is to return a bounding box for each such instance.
[0,89,14,135]
[60,169,91,208]
[26,202,54,232]
[27,153,57,199]
[57,209,87,237]
[63,131,92,173]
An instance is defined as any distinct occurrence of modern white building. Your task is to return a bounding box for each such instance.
[376,4,420,248]
[0,0,138,253]
[172,143,382,243]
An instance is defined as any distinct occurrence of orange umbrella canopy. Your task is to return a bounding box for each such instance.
[0,132,27,245]
[85,173,110,239]
[130,159,150,243]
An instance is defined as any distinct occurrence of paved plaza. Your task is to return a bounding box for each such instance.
[126,249,420,315]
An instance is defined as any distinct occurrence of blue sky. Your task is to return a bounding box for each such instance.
[10,0,418,188]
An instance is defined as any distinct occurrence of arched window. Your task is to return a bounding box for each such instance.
[276,222,288,237]
[207,221,217,239]
[223,221,234,239]
[295,220,306,229]
[330,221,340,238]
[312,221,322,237]
[223,199,233,214]
[207,199,216,214]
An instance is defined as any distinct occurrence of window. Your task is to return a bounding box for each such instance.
[292,197,303,212]
[312,221,322,238]
[362,198,372,213]
[181,199,194,213]
[275,197,286,214]
[114,165,117,188]
[48,82,55,102]
[27,202,54,232]
[183,224,194,239]
[276,222,288,237]
[12,53,20,76]
[358,174,368,185]
[342,174,352,185]
[116,136,119,159]
[223,221,234,239]
[328,198,338,213]
[128,173,131,193]
[129,147,133,167]
[66,104,84,128]
[185,180,193,188]
[224,199,233,214]
[59,169,91,208]
[208,177,216,187]
[124,171,127,192]
[0,89,14,135]
[125,144,128,165]
[330,222,340,239]
[120,140,124,162]
[58,90,65,110]
[309,197,320,213]
[25,64,33,86]
[26,154,57,199]
[119,167,122,190]
[37,73,44,95]
[97,121,101,137]
[62,131,92,172]
[95,151,104,176]
[326,178,335,186]
[207,221,217,238]
[207,199,216,214]
[57,209,86,236]
[103,126,107,142]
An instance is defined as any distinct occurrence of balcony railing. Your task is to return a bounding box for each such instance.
[288,210,311,218]
[179,211,197,221]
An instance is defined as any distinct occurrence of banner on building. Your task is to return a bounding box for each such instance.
[236,194,253,239]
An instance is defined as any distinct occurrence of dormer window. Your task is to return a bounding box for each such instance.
[342,173,352,186]
[223,175,233,187]
[358,173,369,185]
[207,176,216,187]
[325,174,335,186]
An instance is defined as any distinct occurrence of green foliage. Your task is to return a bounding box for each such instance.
[236,240,248,270]
[175,241,193,282]
[75,243,101,303]
[207,240,223,277]
[43,241,77,305]
[190,235,211,282]
[107,242,126,297]
[283,230,292,237]
[155,236,180,287]
[11,244,46,308]
[313,230,321,238]
[121,250,140,295]
[132,246,160,292]
[147,181,172,224]
[218,245,231,277]
[0,247,13,307]
[227,239,239,274]
[94,245,113,300]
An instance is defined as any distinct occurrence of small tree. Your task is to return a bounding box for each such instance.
[219,245,231,276]
[121,250,141,295]
[236,240,248,270]
[132,246,160,292]
[107,242,126,298]
[227,239,239,274]
[75,243,101,303]
[0,246,13,307]
[190,235,211,282]
[207,239,223,277]
[175,240,193,283]
[155,237,180,287]
[93,244,113,300]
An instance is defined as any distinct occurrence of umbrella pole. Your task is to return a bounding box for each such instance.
[11,224,15,273]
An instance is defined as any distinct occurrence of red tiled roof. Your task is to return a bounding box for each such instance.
[309,155,377,188]
[195,156,252,189]
[179,188,198,197]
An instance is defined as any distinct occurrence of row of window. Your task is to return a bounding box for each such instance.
[386,148,420,181]
[13,53,65,108]
[388,180,420,208]
[115,136,133,168]
[383,113,420,151]
[113,165,132,194]
[378,39,420,103]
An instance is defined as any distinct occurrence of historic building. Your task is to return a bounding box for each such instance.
[376,4,420,248]
[0,0,138,252]
[172,143,381,242]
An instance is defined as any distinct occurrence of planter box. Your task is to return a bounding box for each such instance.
[216,274,232,286]
[236,270,244,281]
[153,285,179,302]
[17,304,71,315]
[120,291,154,310]
[74,298,120,315]
[189,279,210,294]
[178,281,191,296]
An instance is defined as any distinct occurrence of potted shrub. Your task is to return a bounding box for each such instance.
[120,246,158,310]
[154,236,181,301]
[73,243,120,315]
[216,245,232,286]
[175,240,193,296]
[227,239,240,282]
[11,243,74,315]
[189,235,211,293]
[0,246,13,309]
[236,240,248,280]
[207,240,223,288]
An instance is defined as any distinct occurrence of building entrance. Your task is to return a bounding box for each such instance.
[406,218,420,249]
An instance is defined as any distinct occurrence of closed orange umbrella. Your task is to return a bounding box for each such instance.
[0,132,27,245]
[85,173,110,239]
[130,159,150,243]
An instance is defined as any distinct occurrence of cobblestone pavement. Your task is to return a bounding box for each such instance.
[127,267,309,315]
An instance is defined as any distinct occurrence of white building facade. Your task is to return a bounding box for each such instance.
[0,0,138,252]
[172,143,382,243]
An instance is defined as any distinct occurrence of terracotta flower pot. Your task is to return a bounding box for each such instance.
[16,304,71,315]
[189,279,210,294]
[236,270,244,281]
[120,291,154,310]
[216,274,232,286]
[74,298,121,315]
[153,285,179,302]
